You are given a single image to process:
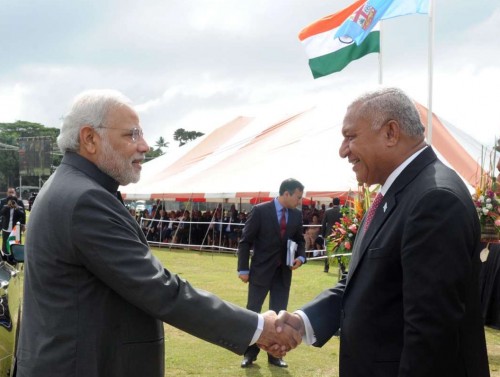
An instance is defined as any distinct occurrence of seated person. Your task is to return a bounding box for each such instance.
[304,214,321,251]
[312,235,325,258]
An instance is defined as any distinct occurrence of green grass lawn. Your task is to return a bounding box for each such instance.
[152,247,500,376]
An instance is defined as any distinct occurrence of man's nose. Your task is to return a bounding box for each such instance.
[137,138,149,152]
[339,140,349,158]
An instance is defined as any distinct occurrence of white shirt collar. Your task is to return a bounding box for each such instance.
[380,146,428,196]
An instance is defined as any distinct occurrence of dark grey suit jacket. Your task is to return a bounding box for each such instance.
[321,205,341,237]
[237,200,305,288]
[301,147,489,377]
[17,152,258,377]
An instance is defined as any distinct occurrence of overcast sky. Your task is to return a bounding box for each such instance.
[1,0,499,148]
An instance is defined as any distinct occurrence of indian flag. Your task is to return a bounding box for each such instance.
[5,225,20,255]
[299,0,380,79]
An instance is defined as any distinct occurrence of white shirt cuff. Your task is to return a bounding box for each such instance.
[295,310,316,345]
[249,314,264,345]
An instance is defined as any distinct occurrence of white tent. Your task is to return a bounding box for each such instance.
[122,102,489,203]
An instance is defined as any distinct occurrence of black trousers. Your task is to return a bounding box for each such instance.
[1,230,9,257]
[244,267,290,359]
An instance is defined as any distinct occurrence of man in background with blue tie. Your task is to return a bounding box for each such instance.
[237,178,306,368]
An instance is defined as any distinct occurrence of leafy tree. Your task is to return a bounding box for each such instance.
[173,128,204,147]
[145,147,164,161]
[154,136,169,152]
[0,121,60,191]
[144,136,169,162]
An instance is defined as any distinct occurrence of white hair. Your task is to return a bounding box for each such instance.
[57,89,132,153]
[351,87,425,137]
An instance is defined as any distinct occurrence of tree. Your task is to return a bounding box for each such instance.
[173,128,204,147]
[144,136,169,162]
[145,147,163,161]
[0,121,60,190]
[154,136,169,152]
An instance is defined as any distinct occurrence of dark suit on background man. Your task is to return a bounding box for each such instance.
[321,198,342,273]
[238,178,306,368]
[238,201,305,302]
[321,201,341,238]
[1,189,25,259]
[275,88,489,377]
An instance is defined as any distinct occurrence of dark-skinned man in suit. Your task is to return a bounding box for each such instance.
[271,87,490,377]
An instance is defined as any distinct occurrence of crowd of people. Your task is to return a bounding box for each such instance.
[131,200,341,253]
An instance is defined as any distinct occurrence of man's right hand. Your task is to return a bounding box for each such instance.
[239,274,249,283]
[256,311,302,358]
[275,310,305,337]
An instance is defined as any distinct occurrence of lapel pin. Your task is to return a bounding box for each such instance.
[383,202,387,213]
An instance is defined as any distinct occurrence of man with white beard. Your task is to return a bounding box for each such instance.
[17,90,301,377]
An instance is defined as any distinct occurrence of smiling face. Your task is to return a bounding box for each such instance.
[95,105,150,185]
[339,103,392,186]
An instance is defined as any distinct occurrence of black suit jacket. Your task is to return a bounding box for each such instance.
[1,200,25,230]
[237,200,305,288]
[302,147,489,377]
[321,205,341,237]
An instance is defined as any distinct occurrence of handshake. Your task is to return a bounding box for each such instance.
[255,310,306,358]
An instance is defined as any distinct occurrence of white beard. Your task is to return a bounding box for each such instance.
[97,136,141,185]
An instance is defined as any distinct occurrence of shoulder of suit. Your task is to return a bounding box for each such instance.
[257,201,275,210]
[290,207,303,218]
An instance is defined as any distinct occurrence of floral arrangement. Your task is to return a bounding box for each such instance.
[326,185,375,274]
[326,204,361,253]
[472,143,500,239]
[473,188,500,226]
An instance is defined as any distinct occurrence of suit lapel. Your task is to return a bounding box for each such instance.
[347,194,395,284]
[267,201,281,238]
[346,147,438,285]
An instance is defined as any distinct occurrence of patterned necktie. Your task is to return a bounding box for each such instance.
[364,193,384,232]
[280,208,287,238]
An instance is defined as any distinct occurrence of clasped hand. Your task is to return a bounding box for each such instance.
[256,310,305,358]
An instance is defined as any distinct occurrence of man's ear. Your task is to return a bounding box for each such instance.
[384,120,400,147]
[79,126,98,155]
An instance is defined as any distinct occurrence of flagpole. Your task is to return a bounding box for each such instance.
[378,21,383,85]
[427,0,435,145]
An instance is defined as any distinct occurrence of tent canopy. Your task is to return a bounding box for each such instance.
[122,102,488,202]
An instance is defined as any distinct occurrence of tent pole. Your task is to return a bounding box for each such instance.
[426,0,435,145]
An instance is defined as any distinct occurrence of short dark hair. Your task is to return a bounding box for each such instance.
[279,178,304,196]
[332,197,340,205]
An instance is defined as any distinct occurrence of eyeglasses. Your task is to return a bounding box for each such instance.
[97,126,144,142]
